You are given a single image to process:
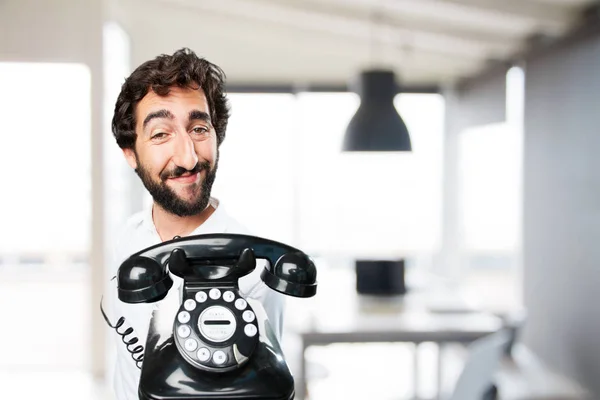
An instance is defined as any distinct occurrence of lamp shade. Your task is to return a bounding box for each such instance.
[342,70,412,151]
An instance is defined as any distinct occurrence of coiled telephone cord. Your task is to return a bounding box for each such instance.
[100,298,144,370]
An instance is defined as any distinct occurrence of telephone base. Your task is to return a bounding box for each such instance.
[139,309,294,400]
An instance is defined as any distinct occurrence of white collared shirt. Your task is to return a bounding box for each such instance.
[103,198,285,400]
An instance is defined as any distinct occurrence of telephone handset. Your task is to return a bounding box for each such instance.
[116,233,317,378]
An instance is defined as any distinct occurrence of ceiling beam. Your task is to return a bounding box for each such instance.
[437,0,578,31]
[125,0,484,79]
[226,82,440,94]
[517,1,600,62]
[454,1,598,91]
[276,0,578,36]
[271,0,530,42]
[155,0,517,61]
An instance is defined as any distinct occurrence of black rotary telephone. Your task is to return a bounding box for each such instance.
[114,233,317,400]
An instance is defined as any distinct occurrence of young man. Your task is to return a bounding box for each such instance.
[103,48,285,400]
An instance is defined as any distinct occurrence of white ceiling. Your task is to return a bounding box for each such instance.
[114,0,596,88]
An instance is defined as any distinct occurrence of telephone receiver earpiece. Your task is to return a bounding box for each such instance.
[117,255,173,303]
[261,251,317,298]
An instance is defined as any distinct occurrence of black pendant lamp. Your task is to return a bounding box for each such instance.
[342,69,412,151]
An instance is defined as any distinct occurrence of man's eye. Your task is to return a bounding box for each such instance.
[151,132,167,140]
[192,127,208,135]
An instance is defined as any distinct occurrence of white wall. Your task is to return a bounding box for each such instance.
[0,0,101,64]
[523,30,600,396]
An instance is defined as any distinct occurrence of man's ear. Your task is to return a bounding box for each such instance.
[122,148,138,170]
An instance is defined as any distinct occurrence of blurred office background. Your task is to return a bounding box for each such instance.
[0,0,599,399]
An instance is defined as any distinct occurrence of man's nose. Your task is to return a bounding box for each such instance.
[172,131,198,171]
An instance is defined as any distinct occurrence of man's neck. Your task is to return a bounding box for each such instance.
[152,201,216,242]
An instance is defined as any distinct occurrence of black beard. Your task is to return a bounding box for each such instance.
[135,156,218,217]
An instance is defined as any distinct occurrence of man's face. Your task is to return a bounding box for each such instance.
[123,86,219,217]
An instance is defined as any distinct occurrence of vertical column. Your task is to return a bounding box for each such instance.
[88,0,106,381]
[435,87,463,281]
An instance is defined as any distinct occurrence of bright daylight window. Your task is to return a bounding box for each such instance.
[0,63,91,266]
[212,93,297,244]
[0,62,91,372]
[212,92,445,262]
[457,66,524,311]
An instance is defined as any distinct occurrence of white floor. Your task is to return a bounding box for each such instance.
[0,369,113,400]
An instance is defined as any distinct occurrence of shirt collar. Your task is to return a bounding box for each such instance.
[141,197,226,239]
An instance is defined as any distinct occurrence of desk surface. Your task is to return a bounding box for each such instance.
[287,264,506,400]
[286,264,504,344]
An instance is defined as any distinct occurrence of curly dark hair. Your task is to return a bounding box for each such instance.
[112,48,231,150]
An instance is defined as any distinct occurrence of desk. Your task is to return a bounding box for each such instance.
[287,265,504,400]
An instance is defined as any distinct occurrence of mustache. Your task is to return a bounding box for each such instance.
[160,161,210,181]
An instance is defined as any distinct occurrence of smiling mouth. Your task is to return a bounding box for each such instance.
[168,172,199,184]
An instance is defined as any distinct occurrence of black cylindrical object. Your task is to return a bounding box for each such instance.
[355,259,406,295]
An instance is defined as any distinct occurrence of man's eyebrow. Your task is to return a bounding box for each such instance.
[143,109,174,129]
[189,110,212,124]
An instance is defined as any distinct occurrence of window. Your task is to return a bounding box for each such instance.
[212,92,444,261]
[459,122,521,253]
[0,62,91,268]
[211,93,296,244]
[0,62,91,371]
[456,66,525,311]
